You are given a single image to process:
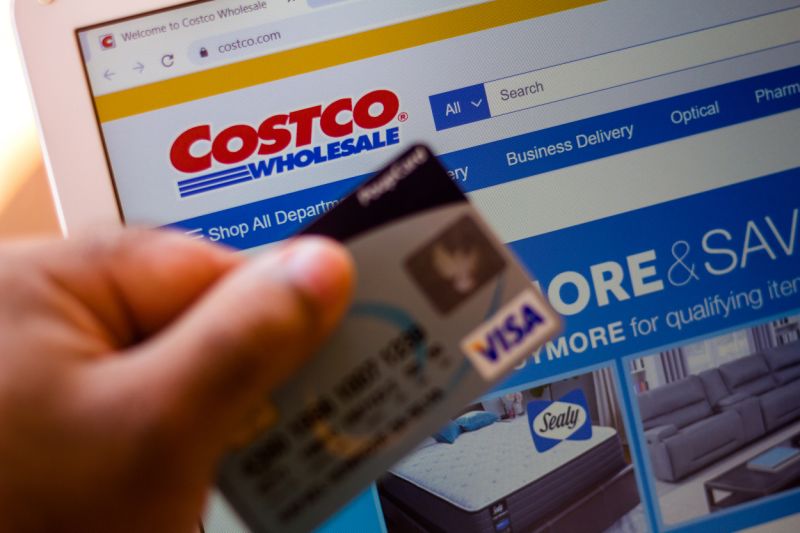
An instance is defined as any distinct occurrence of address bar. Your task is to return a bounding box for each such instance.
[189,0,491,65]
[485,7,800,117]
[191,26,285,61]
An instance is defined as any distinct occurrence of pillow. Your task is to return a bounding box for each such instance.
[433,420,462,444]
[456,410,499,432]
[481,397,506,418]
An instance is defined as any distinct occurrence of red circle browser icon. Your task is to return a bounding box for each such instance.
[99,34,116,50]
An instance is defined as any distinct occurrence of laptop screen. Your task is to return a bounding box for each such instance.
[77,1,800,531]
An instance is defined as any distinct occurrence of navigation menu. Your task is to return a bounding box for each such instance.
[166,65,800,250]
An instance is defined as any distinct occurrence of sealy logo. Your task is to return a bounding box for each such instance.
[461,289,549,380]
[527,389,592,453]
[169,89,403,198]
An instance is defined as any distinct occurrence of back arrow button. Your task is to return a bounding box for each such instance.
[103,69,115,81]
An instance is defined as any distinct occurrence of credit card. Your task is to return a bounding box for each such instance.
[218,145,561,532]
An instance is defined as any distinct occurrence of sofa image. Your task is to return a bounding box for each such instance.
[638,342,800,482]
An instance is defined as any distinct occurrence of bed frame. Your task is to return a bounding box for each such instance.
[379,464,639,533]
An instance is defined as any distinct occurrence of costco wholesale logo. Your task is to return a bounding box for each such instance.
[527,389,592,453]
[169,89,404,198]
[99,34,116,50]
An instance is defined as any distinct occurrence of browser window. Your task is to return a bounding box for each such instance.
[78,0,800,531]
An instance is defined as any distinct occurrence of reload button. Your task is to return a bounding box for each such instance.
[670,100,720,126]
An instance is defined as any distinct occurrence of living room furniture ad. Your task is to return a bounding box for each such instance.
[630,317,800,527]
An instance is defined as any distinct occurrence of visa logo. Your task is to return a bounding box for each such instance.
[527,389,592,453]
[469,304,543,362]
[461,289,556,380]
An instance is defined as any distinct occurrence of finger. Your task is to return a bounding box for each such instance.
[122,236,355,449]
[7,229,244,349]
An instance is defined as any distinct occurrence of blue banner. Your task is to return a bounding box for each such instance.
[499,167,800,389]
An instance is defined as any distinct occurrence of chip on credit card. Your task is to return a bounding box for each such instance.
[218,145,562,533]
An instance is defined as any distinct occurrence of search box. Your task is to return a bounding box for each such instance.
[431,7,800,129]
[486,7,800,116]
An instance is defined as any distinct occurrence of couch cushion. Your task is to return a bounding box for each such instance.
[719,395,766,442]
[763,343,800,384]
[717,392,751,408]
[759,380,800,431]
[774,365,800,385]
[638,376,712,430]
[645,425,677,444]
[699,369,729,407]
[676,411,744,461]
[719,354,776,396]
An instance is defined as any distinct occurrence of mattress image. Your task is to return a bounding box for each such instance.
[379,417,627,533]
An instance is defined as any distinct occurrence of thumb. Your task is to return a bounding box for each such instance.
[120,236,355,453]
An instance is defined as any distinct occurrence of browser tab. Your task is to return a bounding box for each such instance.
[308,0,355,7]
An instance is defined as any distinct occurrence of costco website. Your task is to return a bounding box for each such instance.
[80,0,800,531]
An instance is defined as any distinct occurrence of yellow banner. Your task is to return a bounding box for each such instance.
[95,0,602,122]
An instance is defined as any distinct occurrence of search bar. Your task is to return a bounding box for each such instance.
[431,7,800,129]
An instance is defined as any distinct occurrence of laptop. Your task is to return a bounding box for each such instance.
[14,0,800,531]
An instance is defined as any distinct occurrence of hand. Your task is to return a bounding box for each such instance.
[0,230,355,533]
